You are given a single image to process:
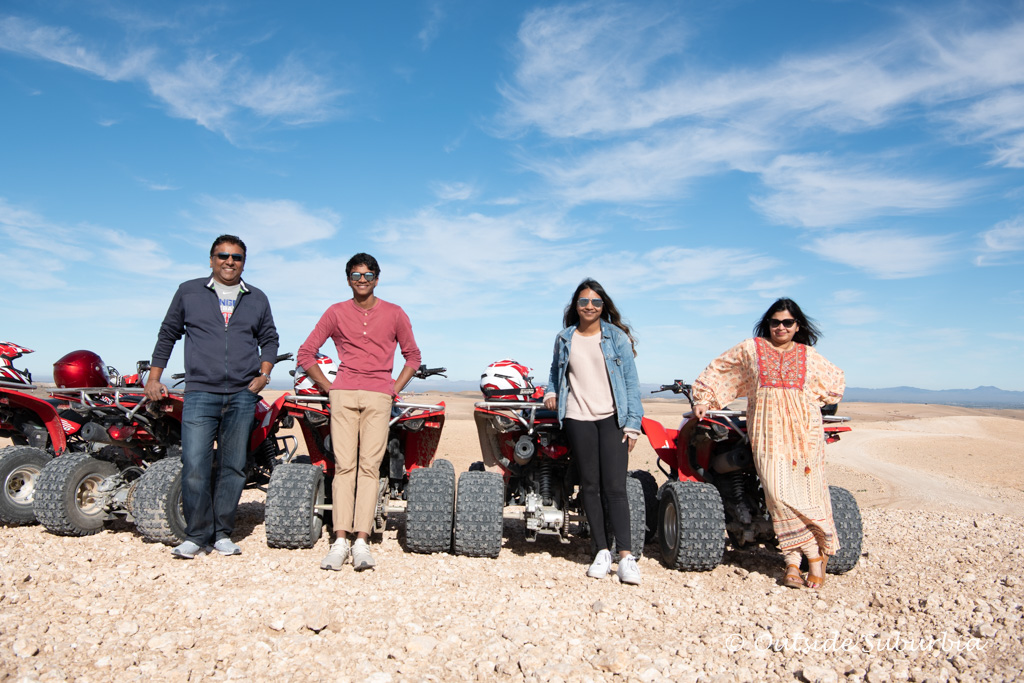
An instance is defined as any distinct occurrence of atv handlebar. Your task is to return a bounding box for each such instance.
[652,380,690,396]
[414,364,447,379]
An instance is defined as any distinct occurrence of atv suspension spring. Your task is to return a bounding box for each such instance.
[724,471,744,504]
[538,459,554,506]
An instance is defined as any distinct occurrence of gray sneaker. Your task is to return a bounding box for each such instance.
[587,549,613,578]
[617,554,641,585]
[320,538,351,571]
[351,538,376,571]
[171,540,210,559]
[214,538,241,556]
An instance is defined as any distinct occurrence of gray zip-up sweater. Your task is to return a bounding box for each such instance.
[151,277,280,393]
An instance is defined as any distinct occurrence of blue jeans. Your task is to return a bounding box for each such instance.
[180,390,258,545]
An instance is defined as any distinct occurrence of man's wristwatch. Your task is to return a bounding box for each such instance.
[259,372,271,381]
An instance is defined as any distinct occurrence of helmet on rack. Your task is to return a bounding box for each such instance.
[294,354,338,395]
[0,341,34,385]
[53,350,110,388]
[480,359,536,401]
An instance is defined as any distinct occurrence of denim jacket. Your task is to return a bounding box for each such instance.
[545,320,643,431]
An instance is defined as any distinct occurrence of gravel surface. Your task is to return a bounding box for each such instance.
[1,397,1022,682]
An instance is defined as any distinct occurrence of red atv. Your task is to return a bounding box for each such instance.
[0,344,145,525]
[641,380,862,573]
[263,361,450,551]
[32,353,297,541]
[468,360,648,559]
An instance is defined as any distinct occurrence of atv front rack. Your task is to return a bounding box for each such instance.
[0,380,36,390]
[46,386,183,424]
[473,401,555,436]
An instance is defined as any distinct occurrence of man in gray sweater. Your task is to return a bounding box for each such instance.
[145,235,279,558]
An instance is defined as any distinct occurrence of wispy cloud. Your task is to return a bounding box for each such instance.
[418,3,444,50]
[975,215,1024,266]
[805,229,956,279]
[753,154,978,228]
[192,197,340,253]
[530,127,770,205]
[0,15,342,142]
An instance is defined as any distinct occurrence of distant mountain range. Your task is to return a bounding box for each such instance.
[406,380,1024,408]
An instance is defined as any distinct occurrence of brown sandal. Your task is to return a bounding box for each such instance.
[805,556,828,589]
[783,564,806,589]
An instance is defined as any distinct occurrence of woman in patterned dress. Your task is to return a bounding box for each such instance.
[691,298,845,589]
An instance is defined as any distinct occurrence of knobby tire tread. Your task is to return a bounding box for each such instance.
[453,470,503,558]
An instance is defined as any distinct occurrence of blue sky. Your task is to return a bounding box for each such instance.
[2,1,1023,391]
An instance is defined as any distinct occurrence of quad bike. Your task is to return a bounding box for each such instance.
[263,361,450,551]
[641,379,862,573]
[32,354,298,541]
[0,344,146,525]
[469,360,648,559]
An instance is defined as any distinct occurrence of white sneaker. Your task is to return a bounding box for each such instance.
[320,538,351,571]
[351,538,376,571]
[587,549,613,578]
[617,554,641,585]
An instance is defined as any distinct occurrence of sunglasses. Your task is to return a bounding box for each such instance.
[769,318,797,328]
[349,272,377,282]
[215,252,245,263]
[577,297,604,309]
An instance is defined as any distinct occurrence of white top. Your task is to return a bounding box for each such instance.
[564,330,615,421]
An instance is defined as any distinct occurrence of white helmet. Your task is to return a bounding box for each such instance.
[480,359,536,401]
[294,354,338,395]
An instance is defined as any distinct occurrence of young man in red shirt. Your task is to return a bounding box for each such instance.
[296,253,421,571]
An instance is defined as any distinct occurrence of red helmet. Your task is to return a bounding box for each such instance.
[294,354,338,395]
[53,350,110,388]
[0,341,34,385]
[480,359,536,401]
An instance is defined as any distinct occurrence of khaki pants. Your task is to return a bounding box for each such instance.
[328,389,393,535]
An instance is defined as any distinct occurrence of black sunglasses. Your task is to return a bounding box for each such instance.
[349,272,377,282]
[215,252,245,263]
[577,297,604,308]
[769,318,797,328]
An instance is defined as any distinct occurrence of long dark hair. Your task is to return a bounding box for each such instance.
[754,298,821,346]
[563,278,637,355]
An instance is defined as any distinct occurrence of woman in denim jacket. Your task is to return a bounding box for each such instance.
[543,279,644,585]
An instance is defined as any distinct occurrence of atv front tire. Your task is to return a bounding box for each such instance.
[405,460,455,553]
[265,463,326,549]
[827,485,862,574]
[453,470,503,558]
[131,458,187,545]
[33,452,117,536]
[658,480,726,571]
[0,446,51,525]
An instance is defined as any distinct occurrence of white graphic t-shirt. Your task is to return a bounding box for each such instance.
[214,282,241,327]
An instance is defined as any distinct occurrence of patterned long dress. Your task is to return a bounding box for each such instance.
[692,337,846,554]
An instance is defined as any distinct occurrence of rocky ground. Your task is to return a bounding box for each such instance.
[1,397,1023,682]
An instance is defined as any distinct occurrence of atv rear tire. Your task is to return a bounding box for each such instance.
[628,469,658,543]
[432,458,455,478]
[33,452,117,536]
[0,446,51,525]
[607,475,647,558]
[453,470,503,558]
[405,461,455,554]
[658,480,726,571]
[132,458,186,545]
[827,485,862,574]
[265,463,325,549]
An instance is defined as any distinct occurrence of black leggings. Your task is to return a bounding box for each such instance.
[564,416,631,554]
